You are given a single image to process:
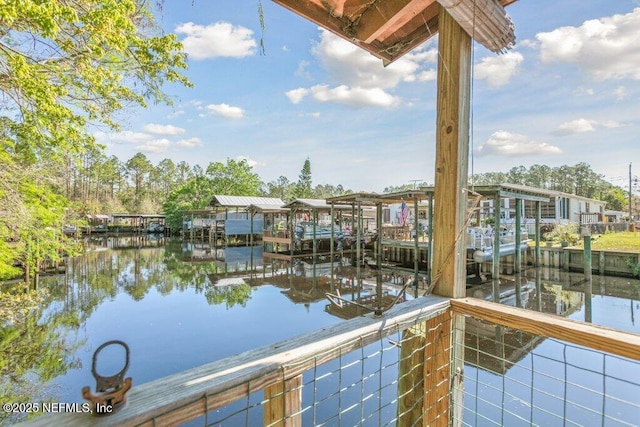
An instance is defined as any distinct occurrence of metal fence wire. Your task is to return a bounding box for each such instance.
[179,315,640,427]
[182,316,451,427]
[457,316,640,427]
[16,296,640,426]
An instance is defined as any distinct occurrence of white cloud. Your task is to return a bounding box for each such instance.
[575,86,595,96]
[313,30,433,89]
[285,88,309,104]
[417,69,437,81]
[474,51,523,87]
[310,85,400,108]
[176,137,203,148]
[553,118,624,135]
[536,7,640,80]
[167,110,185,119]
[286,30,436,108]
[206,103,245,119]
[554,118,597,135]
[614,86,629,99]
[99,131,152,144]
[476,131,562,157]
[175,22,256,60]
[295,60,311,79]
[135,138,171,153]
[601,120,623,129]
[236,155,263,167]
[143,123,185,135]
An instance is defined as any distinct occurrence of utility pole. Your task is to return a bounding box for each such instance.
[409,179,422,190]
[629,162,633,222]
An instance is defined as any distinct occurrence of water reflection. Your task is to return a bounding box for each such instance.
[3,237,639,424]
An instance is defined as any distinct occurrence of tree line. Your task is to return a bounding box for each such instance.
[0,1,632,283]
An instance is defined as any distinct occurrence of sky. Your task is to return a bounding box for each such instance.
[97,0,640,193]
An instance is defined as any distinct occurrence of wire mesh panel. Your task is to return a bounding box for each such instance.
[178,315,452,427]
[22,297,640,427]
[457,316,640,427]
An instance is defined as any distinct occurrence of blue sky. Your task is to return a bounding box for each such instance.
[97,0,640,193]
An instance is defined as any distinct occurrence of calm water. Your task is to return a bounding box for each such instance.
[3,236,640,424]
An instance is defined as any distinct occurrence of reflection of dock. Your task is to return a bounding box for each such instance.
[325,294,404,320]
[464,276,584,375]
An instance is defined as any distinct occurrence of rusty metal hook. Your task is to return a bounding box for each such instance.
[91,340,130,392]
[82,340,132,416]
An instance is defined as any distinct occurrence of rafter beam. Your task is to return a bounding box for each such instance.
[356,0,439,44]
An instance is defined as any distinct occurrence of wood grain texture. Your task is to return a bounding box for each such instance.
[451,298,640,361]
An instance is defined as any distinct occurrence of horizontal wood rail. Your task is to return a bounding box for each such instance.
[450,297,640,362]
[19,296,640,426]
[21,296,450,426]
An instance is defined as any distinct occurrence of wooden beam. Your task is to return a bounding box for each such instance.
[356,0,437,43]
[430,6,471,299]
[423,310,452,426]
[397,323,426,425]
[450,298,640,362]
[428,9,471,427]
[264,375,302,427]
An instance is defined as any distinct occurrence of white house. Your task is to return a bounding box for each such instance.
[476,184,607,234]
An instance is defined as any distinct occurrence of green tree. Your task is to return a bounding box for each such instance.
[125,153,154,210]
[265,175,295,202]
[294,158,313,198]
[602,187,627,211]
[162,175,217,231]
[0,0,190,279]
[206,158,264,195]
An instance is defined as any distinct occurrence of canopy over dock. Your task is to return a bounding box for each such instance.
[273,0,516,63]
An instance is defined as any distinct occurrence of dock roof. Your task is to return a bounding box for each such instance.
[273,0,516,64]
[283,198,351,210]
[210,195,284,208]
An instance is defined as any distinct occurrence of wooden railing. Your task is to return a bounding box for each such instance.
[19,296,640,426]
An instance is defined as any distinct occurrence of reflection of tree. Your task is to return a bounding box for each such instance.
[204,283,253,308]
[66,241,254,308]
[0,290,84,424]
[543,284,584,315]
[2,239,263,423]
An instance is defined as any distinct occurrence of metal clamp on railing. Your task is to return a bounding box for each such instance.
[82,340,132,416]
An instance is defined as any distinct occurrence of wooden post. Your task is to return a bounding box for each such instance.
[427,7,471,427]
[263,375,302,427]
[535,201,541,266]
[431,8,471,299]
[428,193,434,283]
[397,323,426,425]
[492,195,501,288]
[414,197,419,286]
[599,251,605,275]
[514,198,522,273]
[423,310,453,426]
[583,228,592,281]
[312,208,317,258]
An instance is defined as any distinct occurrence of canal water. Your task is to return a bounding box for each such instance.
[3,236,640,425]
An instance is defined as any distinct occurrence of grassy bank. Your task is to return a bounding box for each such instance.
[534,231,640,252]
[589,232,640,252]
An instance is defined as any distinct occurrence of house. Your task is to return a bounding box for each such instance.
[478,184,607,228]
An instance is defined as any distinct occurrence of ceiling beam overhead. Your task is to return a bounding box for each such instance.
[355,0,438,44]
[273,0,517,63]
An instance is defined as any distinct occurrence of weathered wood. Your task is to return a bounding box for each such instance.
[397,324,427,425]
[264,375,302,427]
[423,310,452,427]
[431,6,471,299]
[429,8,471,427]
[450,298,640,362]
[356,0,438,43]
[20,296,450,427]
